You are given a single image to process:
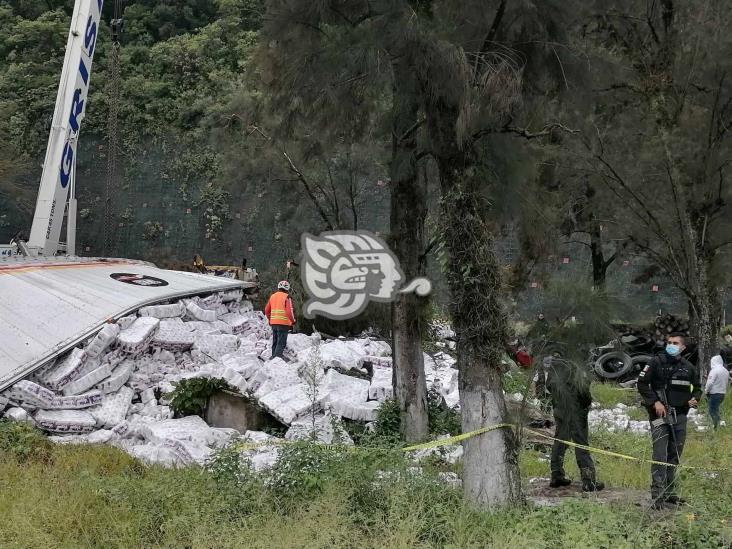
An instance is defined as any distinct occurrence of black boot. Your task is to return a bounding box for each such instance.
[664,495,686,505]
[581,479,605,492]
[549,477,572,488]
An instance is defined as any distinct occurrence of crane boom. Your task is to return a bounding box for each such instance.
[27,0,104,256]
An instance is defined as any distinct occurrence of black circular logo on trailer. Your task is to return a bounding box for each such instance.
[110,273,169,287]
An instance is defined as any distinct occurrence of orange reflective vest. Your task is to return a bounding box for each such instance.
[265,291,294,326]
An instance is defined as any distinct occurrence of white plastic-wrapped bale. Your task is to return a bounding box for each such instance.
[358,355,393,369]
[138,302,186,319]
[50,391,104,410]
[35,410,97,434]
[185,300,217,322]
[96,360,135,394]
[40,348,88,391]
[117,317,159,355]
[61,362,114,396]
[91,387,134,428]
[258,384,312,424]
[3,380,55,408]
[85,323,121,358]
[368,366,394,401]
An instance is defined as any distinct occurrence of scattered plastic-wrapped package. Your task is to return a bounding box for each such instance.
[298,339,361,372]
[221,353,262,380]
[117,317,159,355]
[86,323,121,358]
[3,380,55,408]
[285,414,354,445]
[86,429,117,444]
[319,369,369,406]
[153,322,195,351]
[186,300,217,322]
[41,348,88,391]
[117,315,137,330]
[212,320,234,334]
[50,391,103,410]
[30,359,57,383]
[140,388,156,404]
[249,359,300,397]
[62,362,114,396]
[128,372,151,392]
[221,289,243,303]
[129,444,181,467]
[138,302,185,319]
[258,384,312,425]
[35,410,97,434]
[327,399,380,422]
[368,366,394,401]
[193,334,239,361]
[0,394,8,410]
[96,360,135,394]
[199,294,223,310]
[219,313,250,335]
[4,407,36,424]
[358,355,393,369]
[92,387,134,428]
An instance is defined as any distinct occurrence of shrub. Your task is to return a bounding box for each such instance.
[166,377,233,417]
[0,419,53,463]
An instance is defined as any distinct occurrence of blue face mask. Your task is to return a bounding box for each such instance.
[665,344,681,357]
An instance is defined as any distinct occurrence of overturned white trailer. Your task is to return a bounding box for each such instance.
[0,256,252,390]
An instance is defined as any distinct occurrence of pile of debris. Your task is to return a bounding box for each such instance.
[0,290,460,468]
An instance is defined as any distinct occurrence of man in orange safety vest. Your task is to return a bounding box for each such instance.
[265,280,296,360]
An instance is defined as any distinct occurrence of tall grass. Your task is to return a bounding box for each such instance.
[0,394,730,548]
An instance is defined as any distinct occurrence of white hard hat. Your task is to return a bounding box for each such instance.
[277,280,290,291]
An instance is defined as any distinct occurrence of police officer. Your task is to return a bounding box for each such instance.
[546,354,605,491]
[637,333,701,509]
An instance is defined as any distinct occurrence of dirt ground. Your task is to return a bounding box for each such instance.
[525,479,652,509]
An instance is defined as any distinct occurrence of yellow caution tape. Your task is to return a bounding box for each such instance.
[230,423,723,471]
[524,428,706,470]
[401,424,514,452]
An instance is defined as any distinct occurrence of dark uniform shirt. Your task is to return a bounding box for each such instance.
[637,352,701,416]
[546,358,592,417]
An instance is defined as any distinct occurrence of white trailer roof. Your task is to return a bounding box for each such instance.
[0,257,251,390]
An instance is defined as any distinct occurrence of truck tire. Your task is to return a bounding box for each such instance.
[630,354,654,374]
[594,351,633,380]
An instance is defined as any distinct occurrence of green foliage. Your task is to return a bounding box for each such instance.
[166,377,232,417]
[267,443,348,503]
[427,388,461,436]
[0,419,52,463]
[1,425,732,547]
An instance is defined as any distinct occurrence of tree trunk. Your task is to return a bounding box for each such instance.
[588,218,607,291]
[459,345,522,506]
[427,108,522,504]
[389,56,429,442]
[691,261,721,378]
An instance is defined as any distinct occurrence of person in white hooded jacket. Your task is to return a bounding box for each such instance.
[705,355,730,429]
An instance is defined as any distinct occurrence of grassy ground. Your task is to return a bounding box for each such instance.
[0,388,730,548]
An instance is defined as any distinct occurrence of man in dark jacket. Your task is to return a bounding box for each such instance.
[637,333,701,509]
[546,355,605,492]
